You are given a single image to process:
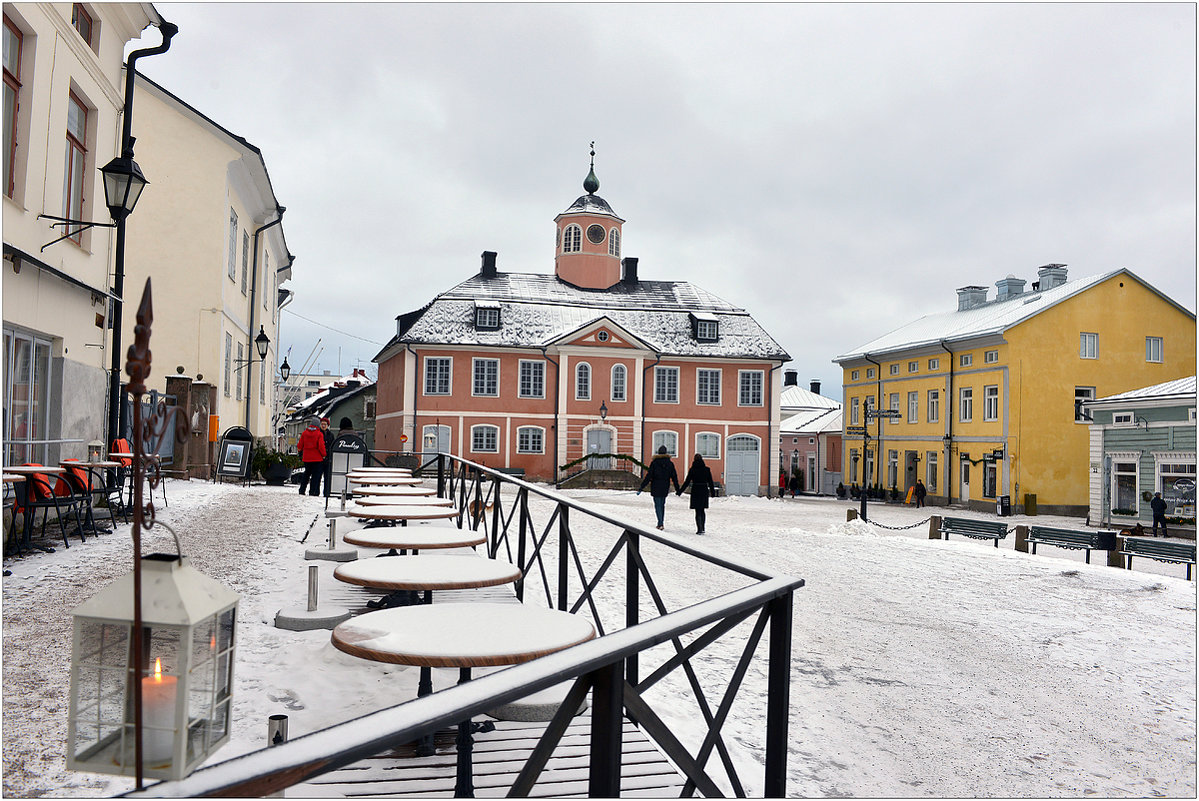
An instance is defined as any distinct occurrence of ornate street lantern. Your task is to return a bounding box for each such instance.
[67,551,238,780]
[100,155,148,222]
[254,326,270,360]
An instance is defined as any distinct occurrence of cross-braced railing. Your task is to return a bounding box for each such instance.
[127,453,804,798]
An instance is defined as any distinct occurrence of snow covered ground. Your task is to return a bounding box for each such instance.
[2,478,1194,797]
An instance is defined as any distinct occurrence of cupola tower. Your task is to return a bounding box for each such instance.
[554,143,625,289]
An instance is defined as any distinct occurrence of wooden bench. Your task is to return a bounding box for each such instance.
[939,516,1009,548]
[1120,537,1196,580]
[1026,526,1117,564]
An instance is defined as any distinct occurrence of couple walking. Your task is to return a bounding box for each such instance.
[638,446,715,534]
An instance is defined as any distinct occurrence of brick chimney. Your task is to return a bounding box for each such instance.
[621,257,638,285]
[481,251,497,279]
[810,379,821,395]
[784,370,798,386]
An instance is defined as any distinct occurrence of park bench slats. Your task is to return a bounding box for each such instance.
[1121,537,1196,580]
[939,516,1009,547]
[1026,526,1117,564]
[297,715,686,797]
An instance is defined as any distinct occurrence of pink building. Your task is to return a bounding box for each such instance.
[778,371,843,494]
[374,159,789,494]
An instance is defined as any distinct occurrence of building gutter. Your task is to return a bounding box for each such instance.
[940,340,954,502]
[404,343,419,454]
[244,206,286,433]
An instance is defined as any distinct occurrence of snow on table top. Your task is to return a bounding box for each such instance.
[349,504,459,519]
[341,526,485,550]
[331,602,596,667]
[353,495,453,507]
[352,485,434,496]
[346,467,413,473]
[333,553,521,590]
[348,475,422,485]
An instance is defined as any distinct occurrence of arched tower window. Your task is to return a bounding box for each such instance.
[608,228,620,257]
[575,362,591,400]
[562,224,582,253]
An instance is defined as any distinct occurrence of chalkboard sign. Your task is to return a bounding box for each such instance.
[216,426,254,482]
[327,432,370,500]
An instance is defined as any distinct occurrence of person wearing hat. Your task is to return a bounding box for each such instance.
[318,417,334,496]
[637,445,681,530]
[296,416,327,496]
[1150,491,1169,537]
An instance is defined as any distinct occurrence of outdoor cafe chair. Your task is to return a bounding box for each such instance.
[14,464,87,549]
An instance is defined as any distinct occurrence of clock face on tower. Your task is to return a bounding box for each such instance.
[586,224,606,244]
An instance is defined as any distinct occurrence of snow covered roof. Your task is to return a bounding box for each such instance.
[377,272,789,361]
[781,407,843,435]
[781,385,840,412]
[834,268,1194,362]
[1088,375,1196,407]
[558,193,623,221]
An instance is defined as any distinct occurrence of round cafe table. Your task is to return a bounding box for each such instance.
[341,526,484,554]
[331,603,595,796]
[347,467,413,474]
[352,485,435,497]
[353,495,452,507]
[60,460,122,534]
[348,474,422,486]
[349,504,458,523]
[334,553,521,607]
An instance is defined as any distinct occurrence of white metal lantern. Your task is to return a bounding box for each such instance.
[67,553,238,780]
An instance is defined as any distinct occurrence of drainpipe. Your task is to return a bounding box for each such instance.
[640,352,662,461]
[404,344,419,456]
[244,206,286,436]
[766,365,776,497]
[106,21,178,452]
[941,340,954,503]
[863,353,881,488]
[540,347,561,484]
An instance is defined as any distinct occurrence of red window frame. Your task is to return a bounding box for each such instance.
[3,15,22,199]
[71,4,92,46]
[63,91,88,243]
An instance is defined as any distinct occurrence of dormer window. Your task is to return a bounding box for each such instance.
[690,312,719,343]
[562,224,582,253]
[474,302,500,330]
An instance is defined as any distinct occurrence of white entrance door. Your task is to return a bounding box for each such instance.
[807,454,817,492]
[960,461,970,504]
[725,435,761,496]
[422,424,451,459]
[586,429,611,470]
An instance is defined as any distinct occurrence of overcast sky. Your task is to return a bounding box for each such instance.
[131,2,1196,397]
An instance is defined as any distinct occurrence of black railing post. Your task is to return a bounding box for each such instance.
[437,453,445,498]
[557,504,569,611]
[516,488,528,602]
[625,528,640,688]
[588,661,624,797]
[472,474,483,531]
[764,592,793,797]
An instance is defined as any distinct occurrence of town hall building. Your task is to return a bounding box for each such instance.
[373,158,790,494]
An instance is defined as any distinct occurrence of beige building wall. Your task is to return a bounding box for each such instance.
[120,73,291,445]
[3,3,160,461]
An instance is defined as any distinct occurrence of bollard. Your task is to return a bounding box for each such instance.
[846,508,857,522]
[267,715,288,798]
[307,565,319,613]
[1108,534,1125,568]
[340,489,347,511]
[928,515,942,540]
[328,518,337,550]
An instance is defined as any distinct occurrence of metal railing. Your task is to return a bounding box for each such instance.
[128,453,804,798]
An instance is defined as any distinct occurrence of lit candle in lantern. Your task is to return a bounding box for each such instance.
[141,658,177,766]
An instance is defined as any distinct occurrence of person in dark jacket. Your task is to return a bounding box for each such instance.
[638,445,681,530]
[914,479,927,508]
[788,472,799,498]
[678,453,716,534]
[318,417,334,496]
[296,416,326,496]
[1150,491,1169,537]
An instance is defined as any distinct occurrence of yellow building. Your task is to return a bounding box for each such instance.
[834,265,1195,515]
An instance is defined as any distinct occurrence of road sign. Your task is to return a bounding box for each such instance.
[865,409,902,420]
[845,426,868,435]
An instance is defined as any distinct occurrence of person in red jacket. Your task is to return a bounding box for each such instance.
[296,416,326,496]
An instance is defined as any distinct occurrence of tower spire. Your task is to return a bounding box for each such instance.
[583,141,600,195]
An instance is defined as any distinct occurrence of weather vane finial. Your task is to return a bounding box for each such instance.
[584,141,600,194]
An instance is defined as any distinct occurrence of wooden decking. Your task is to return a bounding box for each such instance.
[309,553,688,797]
[291,715,686,798]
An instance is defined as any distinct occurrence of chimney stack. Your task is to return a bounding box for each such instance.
[621,257,638,285]
[481,251,497,279]
[810,379,821,395]
[1036,263,1068,290]
[995,274,1027,302]
[784,370,798,386]
[956,286,988,311]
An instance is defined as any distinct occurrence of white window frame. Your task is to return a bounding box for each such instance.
[235,342,243,401]
[908,361,918,373]
[472,357,498,397]
[959,354,973,368]
[887,450,898,488]
[1075,386,1095,422]
[984,349,999,364]
[1153,453,1197,516]
[696,368,721,406]
[611,364,627,402]
[223,333,232,397]
[470,424,499,453]
[696,432,721,459]
[850,397,860,426]
[738,370,764,407]
[518,359,545,399]
[1080,332,1098,360]
[608,227,620,257]
[562,224,582,253]
[228,208,238,280]
[695,320,719,342]
[241,231,249,295]
[654,366,679,404]
[653,430,678,457]
[851,369,860,381]
[475,306,500,330]
[889,363,899,375]
[866,368,875,378]
[959,387,973,422]
[1109,452,1141,515]
[982,460,997,499]
[928,357,940,370]
[907,391,918,423]
[424,356,452,396]
[516,425,544,454]
[3,326,53,465]
[926,451,938,493]
[1146,336,1163,363]
[928,389,939,423]
[1113,412,1134,426]
[983,385,999,421]
[575,362,591,401]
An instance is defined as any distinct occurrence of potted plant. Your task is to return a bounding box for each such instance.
[253,447,301,485]
[836,482,847,499]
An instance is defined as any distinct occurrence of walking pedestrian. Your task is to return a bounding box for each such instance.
[788,471,799,498]
[914,479,927,508]
[1150,491,1169,537]
[297,416,326,496]
[637,445,680,530]
[678,453,716,534]
[318,417,334,496]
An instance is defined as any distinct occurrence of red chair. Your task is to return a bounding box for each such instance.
[14,464,85,549]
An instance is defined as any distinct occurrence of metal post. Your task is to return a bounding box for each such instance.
[625,528,639,689]
[328,518,336,550]
[557,503,568,611]
[267,715,288,798]
[764,592,793,797]
[516,489,528,602]
[588,661,624,797]
[306,565,318,612]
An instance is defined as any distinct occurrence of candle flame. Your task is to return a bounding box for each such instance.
[153,657,162,679]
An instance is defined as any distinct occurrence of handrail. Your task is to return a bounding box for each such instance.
[130,452,804,798]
